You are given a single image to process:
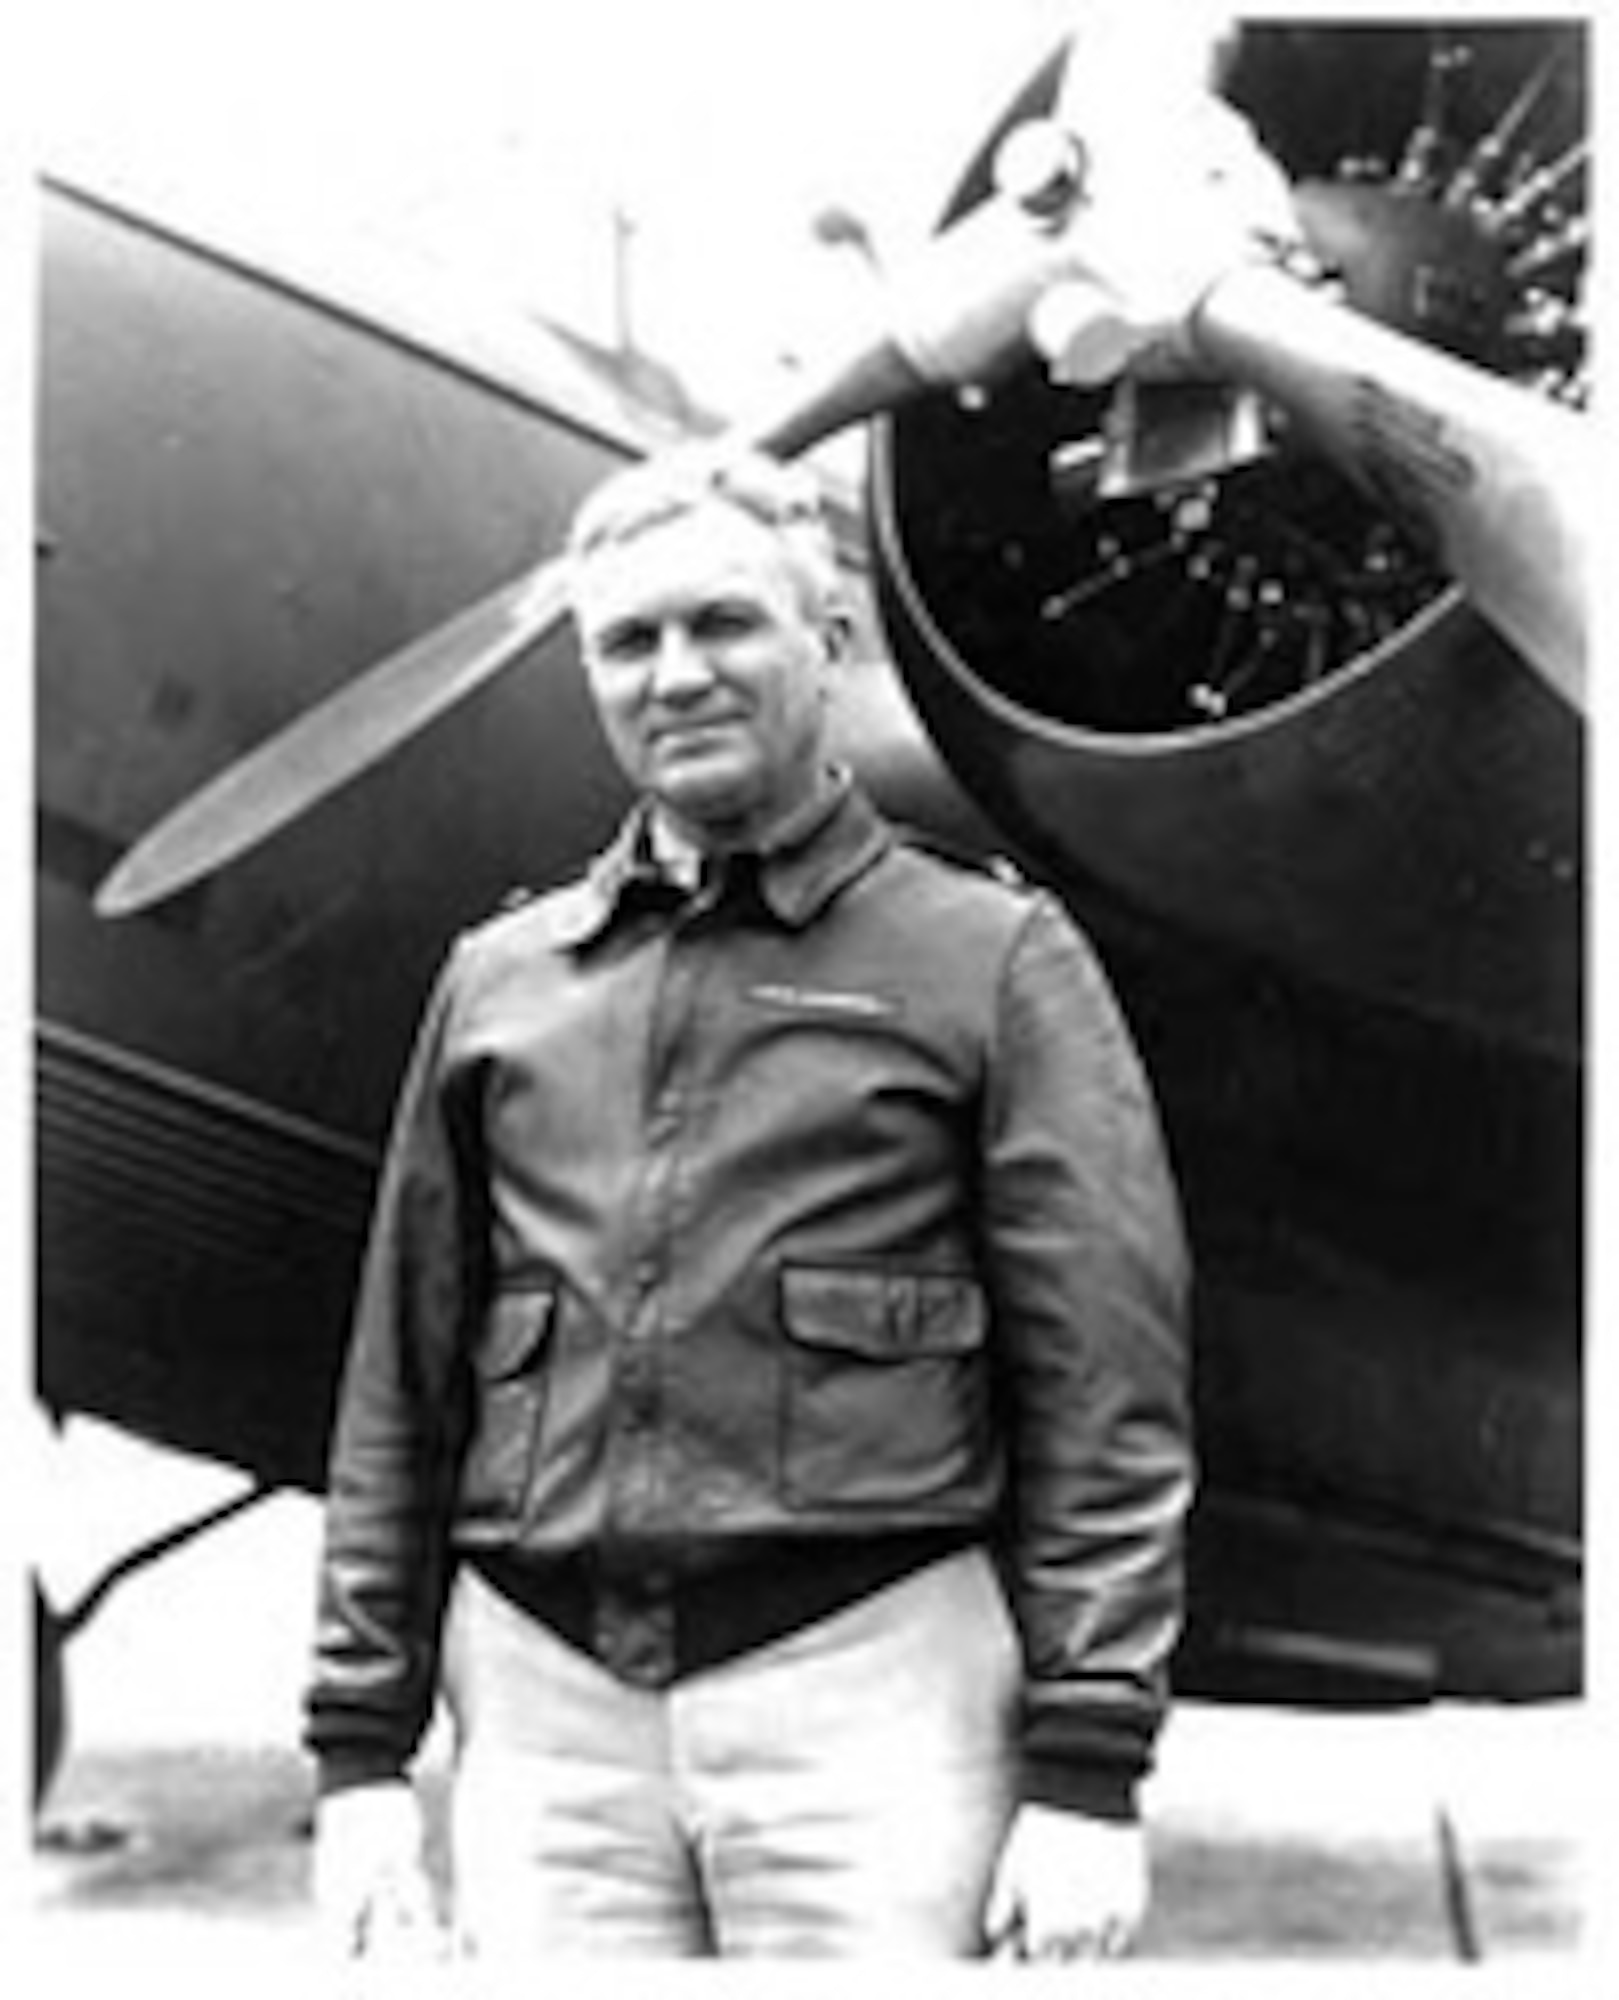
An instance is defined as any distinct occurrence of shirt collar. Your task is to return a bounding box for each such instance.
[553,770,890,949]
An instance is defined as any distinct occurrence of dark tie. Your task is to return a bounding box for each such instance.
[698,849,762,917]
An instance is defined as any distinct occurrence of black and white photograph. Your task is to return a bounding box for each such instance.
[21,0,1599,1979]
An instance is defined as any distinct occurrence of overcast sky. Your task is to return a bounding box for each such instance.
[29,0,1099,408]
[34,2,1585,411]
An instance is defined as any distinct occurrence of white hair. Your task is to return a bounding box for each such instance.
[566,442,846,622]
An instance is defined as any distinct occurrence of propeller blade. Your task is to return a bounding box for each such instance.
[95,323,926,918]
[93,562,568,917]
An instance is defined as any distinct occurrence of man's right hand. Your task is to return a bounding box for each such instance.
[313,1780,442,1960]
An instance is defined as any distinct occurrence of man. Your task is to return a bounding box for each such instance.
[305,443,1192,1961]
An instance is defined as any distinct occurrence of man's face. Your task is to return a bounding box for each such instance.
[574,501,840,841]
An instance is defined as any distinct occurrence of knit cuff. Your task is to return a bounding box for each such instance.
[314,1746,412,1800]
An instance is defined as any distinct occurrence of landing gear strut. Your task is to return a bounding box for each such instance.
[32,1483,274,1806]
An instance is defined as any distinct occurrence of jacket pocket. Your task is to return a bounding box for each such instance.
[779,1266,991,1510]
[460,1285,558,1522]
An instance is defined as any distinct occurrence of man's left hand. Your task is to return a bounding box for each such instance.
[984,1804,1149,1962]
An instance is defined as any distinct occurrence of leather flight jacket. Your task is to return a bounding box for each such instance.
[306,780,1193,1818]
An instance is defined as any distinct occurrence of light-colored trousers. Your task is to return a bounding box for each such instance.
[440,1547,1021,1958]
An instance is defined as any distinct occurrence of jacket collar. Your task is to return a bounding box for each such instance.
[550,771,891,950]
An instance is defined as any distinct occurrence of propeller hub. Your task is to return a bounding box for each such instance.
[993,118,1089,226]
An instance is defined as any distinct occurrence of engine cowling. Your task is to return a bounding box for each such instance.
[869,21,1585,1061]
